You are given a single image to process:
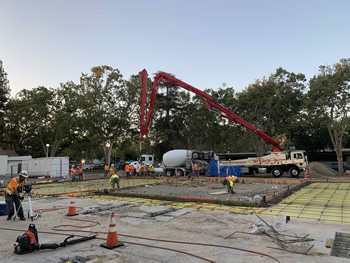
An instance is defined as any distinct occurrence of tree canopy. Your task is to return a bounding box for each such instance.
[1,59,349,173]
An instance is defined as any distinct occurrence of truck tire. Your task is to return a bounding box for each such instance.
[176,169,185,177]
[271,167,283,178]
[288,166,300,178]
[165,169,174,177]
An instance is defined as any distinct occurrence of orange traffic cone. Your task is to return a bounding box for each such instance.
[100,212,124,249]
[67,195,77,216]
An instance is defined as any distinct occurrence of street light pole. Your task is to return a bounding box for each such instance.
[46,144,50,158]
[105,142,110,166]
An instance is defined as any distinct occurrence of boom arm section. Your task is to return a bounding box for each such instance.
[140,69,282,152]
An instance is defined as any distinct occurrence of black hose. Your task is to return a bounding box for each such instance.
[32,235,96,250]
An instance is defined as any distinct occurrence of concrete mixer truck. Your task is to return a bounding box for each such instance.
[160,149,217,177]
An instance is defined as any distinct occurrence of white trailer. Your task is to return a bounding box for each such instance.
[22,157,69,178]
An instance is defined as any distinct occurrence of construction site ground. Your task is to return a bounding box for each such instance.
[1,161,350,262]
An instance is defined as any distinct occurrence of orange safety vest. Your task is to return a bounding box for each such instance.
[130,166,135,172]
[137,166,143,172]
[194,164,198,170]
[104,165,109,171]
[6,177,24,195]
[125,165,130,172]
[78,168,83,173]
[147,166,150,172]
[71,168,76,175]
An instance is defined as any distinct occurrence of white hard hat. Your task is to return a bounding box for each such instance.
[111,164,114,167]
[19,170,28,178]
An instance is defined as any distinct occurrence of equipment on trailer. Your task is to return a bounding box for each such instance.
[14,224,96,254]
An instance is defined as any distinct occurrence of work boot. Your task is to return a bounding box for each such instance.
[6,216,12,221]
[20,216,26,221]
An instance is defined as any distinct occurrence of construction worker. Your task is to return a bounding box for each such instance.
[71,165,76,181]
[5,170,28,221]
[137,165,143,176]
[125,162,130,179]
[223,175,238,194]
[150,164,155,176]
[194,163,199,177]
[78,166,84,181]
[109,164,116,176]
[146,165,151,176]
[104,164,109,177]
[109,171,120,191]
[130,165,135,177]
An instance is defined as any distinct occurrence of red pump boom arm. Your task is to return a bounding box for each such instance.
[140,69,282,152]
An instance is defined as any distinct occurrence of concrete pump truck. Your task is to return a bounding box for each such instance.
[139,69,307,178]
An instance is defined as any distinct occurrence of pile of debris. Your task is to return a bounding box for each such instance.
[226,215,315,255]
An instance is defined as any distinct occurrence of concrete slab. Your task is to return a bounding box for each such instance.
[0,195,347,262]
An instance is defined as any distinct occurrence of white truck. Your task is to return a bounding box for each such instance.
[161,149,216,177]
[220,150,308,177]
[129,154,155,171]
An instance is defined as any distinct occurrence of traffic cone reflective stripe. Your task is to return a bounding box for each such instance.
[67,195,77,216]
[101,212,124,249]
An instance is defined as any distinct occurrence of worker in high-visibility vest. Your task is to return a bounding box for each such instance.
[125,163,130,179]
[104,164,109,177]
[137,165,143,176]
[5,170,28,221]
[109,171,120,191]
[71,165,76,181]
[109,164,116,176]
[149,165,155,176]
[78,166,84,181]
[146,165,151,176]
[223,175,238,194]
[194,163,199,177]
[130,165,135,177]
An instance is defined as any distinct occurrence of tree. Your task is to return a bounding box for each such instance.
[77,66,139,166]
[307,58,350,174]
[0,60,10,146]
[148,72,190,158]
[236,68,306,155]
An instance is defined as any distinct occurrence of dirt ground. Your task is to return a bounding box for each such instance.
[0,196,346,263]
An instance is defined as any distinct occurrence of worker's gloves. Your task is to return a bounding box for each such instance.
[19,196,24,201]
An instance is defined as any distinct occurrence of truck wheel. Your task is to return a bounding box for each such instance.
[165,169,174,177]
[271,167,283,177]
[288,167,300,178]
[192,152,199,160]
[176,169,184,177]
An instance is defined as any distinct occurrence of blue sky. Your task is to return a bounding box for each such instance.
[1,0,349,97]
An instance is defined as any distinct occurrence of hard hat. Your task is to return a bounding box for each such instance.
[19,170,28,178]
[111,164,114,167]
